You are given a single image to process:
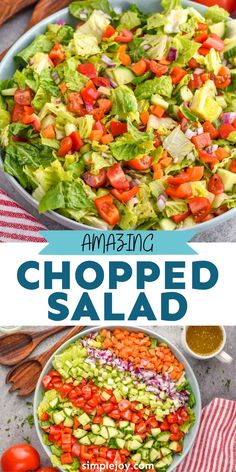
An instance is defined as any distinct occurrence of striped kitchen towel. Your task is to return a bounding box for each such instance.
[175,398,236,472]
[0,189,47,242]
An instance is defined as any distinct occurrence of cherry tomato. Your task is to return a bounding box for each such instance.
[189,196,211,223]
[127,155,153,171]
[49,42,65,65]
[95,195,120,226]
[1,445,40,472]
[115,29,133,43]
[171,210,190,224]
[83,169,107,188]
[58,137,73,157]
[208,174,224,195]
[14,88,32,106]
[107,163,129,190]
[167,413,178,424]
[150,60,168,77]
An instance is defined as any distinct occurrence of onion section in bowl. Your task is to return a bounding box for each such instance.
[36,328,196,471]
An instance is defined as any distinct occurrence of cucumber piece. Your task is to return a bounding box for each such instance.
[64,417,74,427]
[79,435,91,445]
[224,39,236,59]
[119,421,129,429]
[112,66,135,85]
[226,19,236,39]
[116,438,126,449]
[179,105,198,122]
[217,168,236,192]
[151,94,169,109]
[144,439,154,449]
[155,459,168,468]
[127,439,143,451]
[78,413,90,426]
[64,408,72,417]
[150,449,162,462]
[73,428,87,439]
[176,86,193,104]
[150,428,161,437]
[168,104,179,119]
[209,21,225,39]
[132,453,142,464]
[53,411,65,425]
[141,449,149,461]
[169,441,179,451]
[161,447,171,457]
[91,424,100,434]
[93,435,107,445]
[101,391,111,401]
[49,398,59,409]
[157,432,170,443]
[159,218,176,231]
[108,427,119,438]
[162,454,173,466]
[100,426,109,439]
[103,416,116,427]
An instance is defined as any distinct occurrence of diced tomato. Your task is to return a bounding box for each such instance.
[198,46,210,56]
[118,400,132,412]
[168,166,204,186]
[189,196,211,222]
[131,59,147,75]
[22,111,40,131]
[81,81,99,105]
[136,421,147,434]
[171,66,187,85]
[214,66,231,88]
[40,412,49,421]
[77,63,97,78]
[166,183,192,199]
[215,148,230,161]
[131,413,140,424]
[189,73,203,90]
[199,150,218,168]
[102,25,116,39]
[160,419,170,431]
[188,58,200,69]
[229,160,236,173]
[72,443,81,458]
[92,76,110,88]
[12,104,24,122]
[95,195,120,226]
[208,174,224,195]
[194,32,209,43]
[73,418,79,430]
[219,123,235,139]
[49,42,65,65]
[203,121,219,139]
[127,155,153,171]
[42,375,52,390]
[80,446,93,460]
[67,93,84,115]
[203,34,224,52]
[70,131,84,151]
[61,453,73,464]
[167,413,178,424]
[192,132,212,150]
[110,120,127,136]
[14,88,33,106]
[107,163,129,190]
[109,409,121,419]
[103,403,114,414]
[171,210,191,224]
[93,415,103,424]
[197,22,208,31]
[150,60,168,77]
[58,136,73,156]
[115,29,133,43]
[60,384,73,398]
[93,120,106,135]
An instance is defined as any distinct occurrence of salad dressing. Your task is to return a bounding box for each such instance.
[186,326,224,356]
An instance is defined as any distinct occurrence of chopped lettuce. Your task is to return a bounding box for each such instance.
[135,76,173,100]
[147,13,166,31]
[0,109,10,129]
[45,24,74,45]
[69,0,113,19]
[205,5,229,23]
[164,9,189,34]
[142,35,169,60]
[14,35,53,65]
[161,0,181,12]
[173,35,200,66]
[75,10,110,41]
[118,10,141,31]
[165,200,188,217]
[38,181,95,213]
[111,85,138,119]
[73,34,100,56]
[163,126,194,161]
[78,115,94,138]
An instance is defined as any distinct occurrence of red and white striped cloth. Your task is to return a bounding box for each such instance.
[0,189,47,242]
[175,398,236,472]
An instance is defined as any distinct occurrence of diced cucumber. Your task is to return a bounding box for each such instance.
[157,432,170,443]
[126,439,143,451]
[162,454,173,466]
[132,453,142,464]
[79,435,91,445]
[91,424,100,434]
[93,435,107,445]
[64,408,73,417]
[101,391,111,401]
[155,459,168,468]
[141,449,149,461]
[144,440,154,449]
[226,19,236,39]
[78,413,90,426]
[224,39,236,59]
[108,427,119,438]
[64,417,74,428]
[151,94,169,109]
[119,421,129,429]
[100,426,109,439]
[49,398,59,409]
[168,104,179,119]
[161,447,171,457]
[113,66,135,85]
[209,21,225,39]
[169,441,179,451]
[159,218,176,231]
[150,449,162,462]
[151,428,161,437]
[116,438,126,449]
[103,416,116,427]
[53,411,65,425]
[176,86,193,104]
[217,168,236,192]
[73,428,87,439]
[179,105,198,122]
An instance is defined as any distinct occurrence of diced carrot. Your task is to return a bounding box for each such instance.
[215,148,230,161]
[152,163,163,180]
[131,59,147,75]
[100,133,113,144]
[90,130,103,141]
[150,105,165,118]
[140,111,150,125]
[59,82,67,94]
[41,124,55,139]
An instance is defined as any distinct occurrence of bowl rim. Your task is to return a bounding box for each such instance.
[34,324,202,472]
[0,1,236,233]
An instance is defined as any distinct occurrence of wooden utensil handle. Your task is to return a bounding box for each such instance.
[0,0,37,26]
[26,0,71,30]
[38,326,86,365]
[31,326,69,342]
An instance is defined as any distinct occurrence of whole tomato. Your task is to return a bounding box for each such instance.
[1,444,40,472]
[193,0,234,13]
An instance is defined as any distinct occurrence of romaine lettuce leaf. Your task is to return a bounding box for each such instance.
[90,152,115,173]
[70,0,113,19]
[73,34,100,56]
[135,76,173,100]
[13,69,39,93]
[173,35,200,66]
[161,0,181,12]
[147,13,166,31]
[78,115,94,138]
[46,24,74,45]
[142,35,169,60]
[75,10,110,42]
[165,200,188,217]
[58,57,88,91]
[118,10,141,31]
[38,181,94,213]
[111,85,138,119]
[0,109,10,129]
[205,5,229,23]
[14,35,53,65]
[163,126,194,161]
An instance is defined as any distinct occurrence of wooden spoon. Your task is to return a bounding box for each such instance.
[0,326,69,366]
[0,0,37,27]
[6,326,85,396]
[0,0,71,61]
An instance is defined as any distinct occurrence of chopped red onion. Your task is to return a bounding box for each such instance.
[167,47,178,62]
[109,78,118,88]
[51,71,60,85]
[194,68,204,75]
[207,144,218,154]
[157,196,166,211]
[56,19,66,25]
[101,55,116,68]
[138,125,147,132]
[185,129,196,139]
[222,112,236,124]
[86,103,93,112]
[196,127,203,135]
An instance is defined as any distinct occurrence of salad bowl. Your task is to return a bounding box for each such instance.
[0,0,236,232]
[34,325,201,471]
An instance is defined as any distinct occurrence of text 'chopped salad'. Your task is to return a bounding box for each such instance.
[1,0,236,229]
[37,328,196,471]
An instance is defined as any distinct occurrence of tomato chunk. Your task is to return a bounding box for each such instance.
[107,163,129,190]
[77,63,97,78]
[127,155,152,171]
[49,42,65,65]
[189,196,211,222]
[14,88,32,106]
[115,29,133,43]
[95,195,120,226]
[208,174,224,195]
[166,183,193,199]
[111,186,139,202]
[83,169,107,188]
[110,121,127,136]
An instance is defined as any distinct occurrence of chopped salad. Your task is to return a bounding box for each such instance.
[37,328,196,471]
[1,0,236,229]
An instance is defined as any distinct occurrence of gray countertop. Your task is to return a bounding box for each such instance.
[0,325,235,463]
[1,9,236,239]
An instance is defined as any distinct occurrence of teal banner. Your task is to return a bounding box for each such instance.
[39,230,197,255]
